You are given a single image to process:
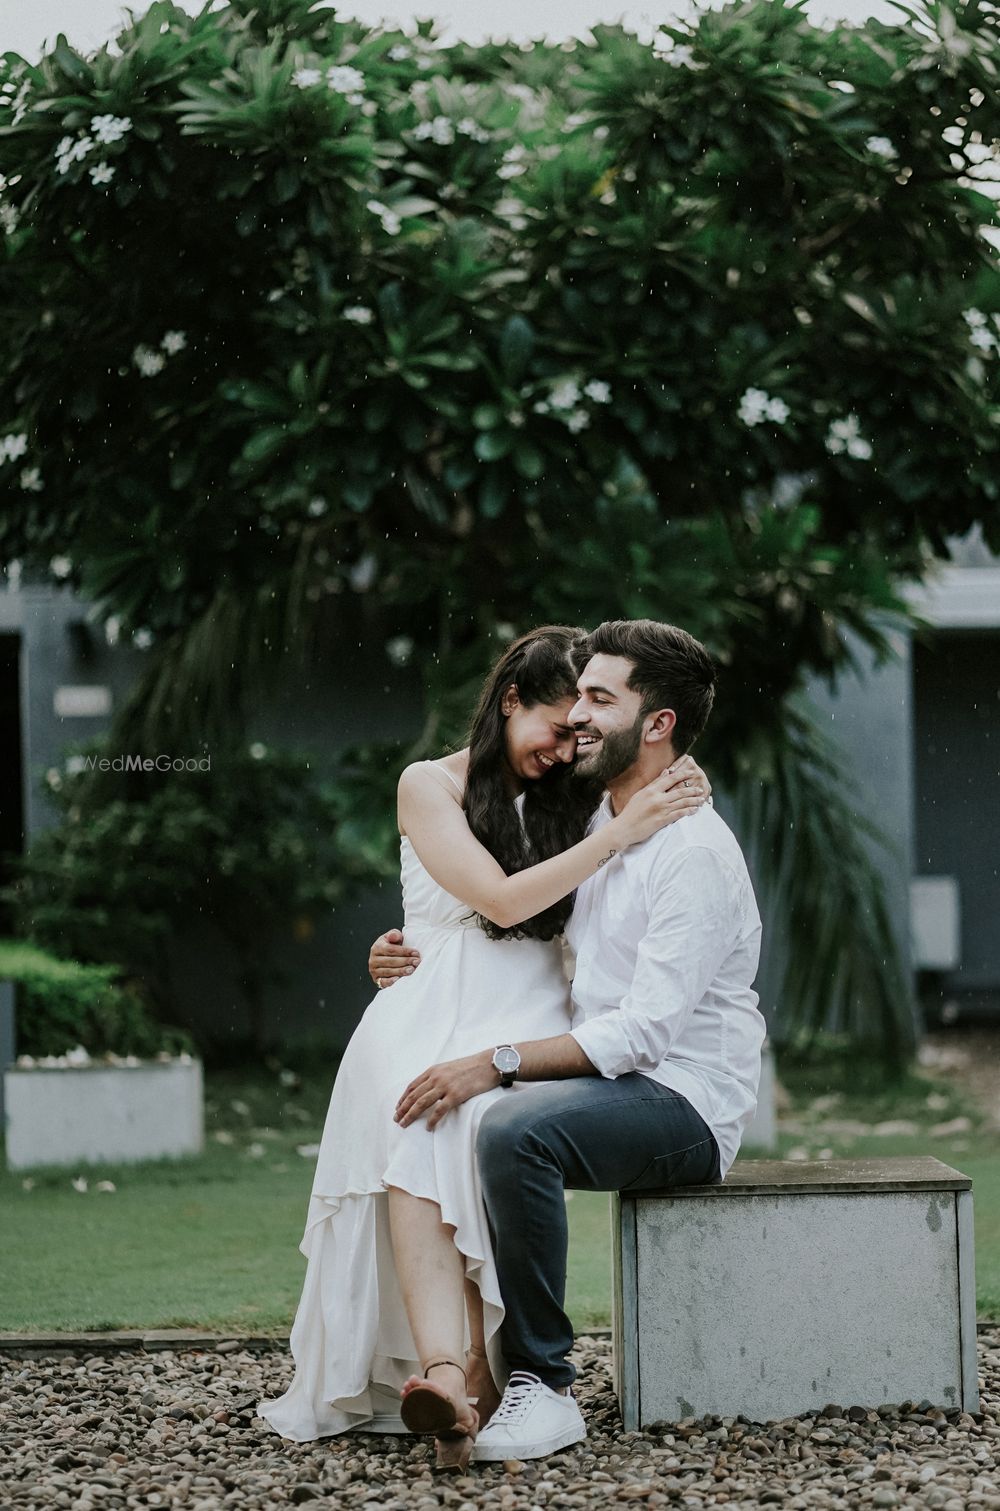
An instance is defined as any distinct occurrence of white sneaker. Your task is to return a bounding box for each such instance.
[471,1370,586,1461]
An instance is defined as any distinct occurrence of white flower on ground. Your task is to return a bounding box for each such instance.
[360,101,378,117]
[160,330,187,354]
[412,115,455,144]
[89,161,115,186]
[562,112,589,132]
[132,344,166,376]
[549,378,581,411]
[565,409,590,433]
[96,1180,117,1192]
[0,203,19,235]
[366,199,401,235]
[91,114,132,144]
[532,400,550,415]
[498,160,527,180]
[1,431,28,462]
[866,136,897,160]
[291,67,322,88]
[71,1176,89,1193]
[70,136,95,162]
[50,556,72,577]
[19,466,43,492]
[387,44,411,61]
[132,627,153,649]
[969,326,998,353]
[737,387,776,427]
[584,379,612,403]
[343,304,374,324]
[963,308,988,328]
[826,413,872,459]
[54,135,74,159]
[765,396,790,423]
[249,742,267,760]
[386,635,414,667]
[307,496,328,516]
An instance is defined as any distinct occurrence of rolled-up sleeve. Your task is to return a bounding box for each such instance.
[570,846,740,1078]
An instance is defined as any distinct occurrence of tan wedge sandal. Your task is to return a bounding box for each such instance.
[399,1357,479,1473]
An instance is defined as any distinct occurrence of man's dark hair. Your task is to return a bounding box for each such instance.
[576,619,717,754]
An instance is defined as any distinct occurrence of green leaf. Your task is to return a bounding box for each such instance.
[241,427,288,464]
[472,403,503,430]
[499,315,535,383]
[474,429,513,461]
[478,472,507,518]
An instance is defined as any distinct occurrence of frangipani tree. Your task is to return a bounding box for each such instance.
[2,0,999,1067]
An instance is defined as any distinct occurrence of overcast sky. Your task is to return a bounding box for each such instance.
[3,0,907,60]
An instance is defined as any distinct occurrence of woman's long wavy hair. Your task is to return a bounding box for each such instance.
[463,625,604,941]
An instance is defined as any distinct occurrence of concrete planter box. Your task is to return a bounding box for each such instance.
[3,1056,204,1171]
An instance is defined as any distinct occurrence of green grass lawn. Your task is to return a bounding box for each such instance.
[2,1058,997,1334]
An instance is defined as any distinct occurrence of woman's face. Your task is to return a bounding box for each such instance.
[502,687,578,781]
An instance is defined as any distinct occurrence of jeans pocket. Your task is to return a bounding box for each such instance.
[620,1136,719,1194]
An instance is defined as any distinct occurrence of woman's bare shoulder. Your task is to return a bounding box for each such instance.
[398,751,469,800]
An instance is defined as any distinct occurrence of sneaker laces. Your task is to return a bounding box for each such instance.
[489,1371,549,1427]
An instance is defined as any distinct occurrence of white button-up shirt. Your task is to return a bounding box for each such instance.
[565,796,765,1181]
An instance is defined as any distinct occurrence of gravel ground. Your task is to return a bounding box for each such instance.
[2,1332,999,1510]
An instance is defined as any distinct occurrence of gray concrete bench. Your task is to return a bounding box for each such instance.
[612,1156,978,1428]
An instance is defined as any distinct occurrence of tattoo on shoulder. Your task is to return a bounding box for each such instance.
[596,848,618,869]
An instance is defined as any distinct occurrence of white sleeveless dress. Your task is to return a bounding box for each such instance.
[256,773,574,1442]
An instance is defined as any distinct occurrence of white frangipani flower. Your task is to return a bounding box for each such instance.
[737,389,766,426]
[969,325,998,353]
[326,64,366,104]
[865,136,897,160]
[50,555,72,577]
[291,67,322,88]
[132,627,154,649]
[1,431,28,462]
[386,635,414,667]
[412,115,456,145]
[342,305,374,324]
[132,344,166,377]
[963,308,988,328]
[549,378,581,411]
[387,44,411,61]
[825,413,872,460]
[90,114,132,144]
[307,496,328,516]
[565,409,590,433]
[366,199,401,235]
[456,117,491,142]
[70,136,95,162]
[583,380,612,404]
[19,466,43,492]
[160,330,187,354]
[89,161,115,186]
[0,203,19,235]
[765,396,790,422]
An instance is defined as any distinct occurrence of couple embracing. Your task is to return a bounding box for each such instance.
[257,618,765,1468]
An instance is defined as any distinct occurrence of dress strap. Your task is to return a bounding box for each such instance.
[423,760,465,798]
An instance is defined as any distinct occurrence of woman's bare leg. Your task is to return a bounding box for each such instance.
[387,1187,474,1428]
[464,1279,502,1426]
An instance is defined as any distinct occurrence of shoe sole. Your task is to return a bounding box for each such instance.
[471,1419,587,1461]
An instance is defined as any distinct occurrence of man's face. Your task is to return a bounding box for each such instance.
[568,654,647,783]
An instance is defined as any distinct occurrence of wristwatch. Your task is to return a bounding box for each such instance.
[491,1043,521,1088]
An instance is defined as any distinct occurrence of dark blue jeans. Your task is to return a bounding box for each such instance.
[476,1075,721,1390]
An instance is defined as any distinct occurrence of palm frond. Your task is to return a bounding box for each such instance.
[736,704,917,1073]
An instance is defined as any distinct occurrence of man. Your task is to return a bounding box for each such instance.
[369,618,765,1461]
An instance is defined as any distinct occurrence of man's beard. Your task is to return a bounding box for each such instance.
[572,713,645,785]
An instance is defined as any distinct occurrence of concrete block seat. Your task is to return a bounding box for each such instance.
[612,1156,978,1428]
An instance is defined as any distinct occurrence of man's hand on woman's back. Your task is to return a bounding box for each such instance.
[369,929,421,988]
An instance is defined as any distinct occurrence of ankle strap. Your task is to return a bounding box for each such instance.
[423,1357,468,1386]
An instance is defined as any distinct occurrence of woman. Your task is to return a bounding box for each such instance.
[256,625,709,1465]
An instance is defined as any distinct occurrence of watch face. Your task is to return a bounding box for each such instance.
[494,1047,520,1073]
